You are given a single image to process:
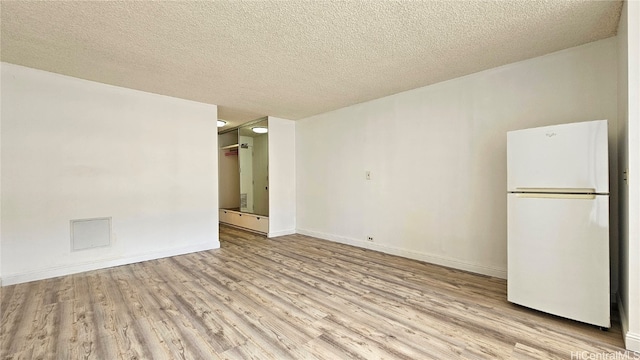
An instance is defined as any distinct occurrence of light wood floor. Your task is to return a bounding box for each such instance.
[1,225,627,359]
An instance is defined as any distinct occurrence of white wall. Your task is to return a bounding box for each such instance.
[268,116,296,237]
[617,0,640,351]
[1,63,219,285]
[296,38,618,279]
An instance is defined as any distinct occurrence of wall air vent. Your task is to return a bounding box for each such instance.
[71,217,112,251]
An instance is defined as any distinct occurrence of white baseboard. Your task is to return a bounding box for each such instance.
[627,333,640,352]
[1,242,218,286]
[296,228,507,279]
[618,293,640,351]
[268,229,296,238]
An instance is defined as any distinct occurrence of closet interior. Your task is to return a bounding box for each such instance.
[218,117,269,233]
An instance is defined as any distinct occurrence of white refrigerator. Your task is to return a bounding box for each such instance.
[507,119,610,328]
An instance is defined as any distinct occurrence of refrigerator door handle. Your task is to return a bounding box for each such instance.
[516,193,596,200]
[515,187,596,194]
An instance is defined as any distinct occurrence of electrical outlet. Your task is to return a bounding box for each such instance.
[367,236,374,242]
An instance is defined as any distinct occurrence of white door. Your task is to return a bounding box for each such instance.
[507,193,610,327]
[507,120,608,193]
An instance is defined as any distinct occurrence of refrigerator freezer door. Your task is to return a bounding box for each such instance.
[507,120,608,193]
[507,193,610,327]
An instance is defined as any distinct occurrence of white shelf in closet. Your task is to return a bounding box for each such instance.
[221,144,239,150]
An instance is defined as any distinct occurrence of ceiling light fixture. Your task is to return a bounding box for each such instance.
[252,127,268,134]
[217,120,227,127]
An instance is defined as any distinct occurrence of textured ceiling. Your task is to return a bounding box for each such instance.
[1,1,623,129]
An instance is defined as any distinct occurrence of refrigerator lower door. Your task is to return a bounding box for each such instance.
[507,193,610,327]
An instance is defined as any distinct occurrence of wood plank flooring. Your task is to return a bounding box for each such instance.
[1,225,628,359]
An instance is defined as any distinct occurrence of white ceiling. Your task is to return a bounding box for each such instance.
[1,1,623,129]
